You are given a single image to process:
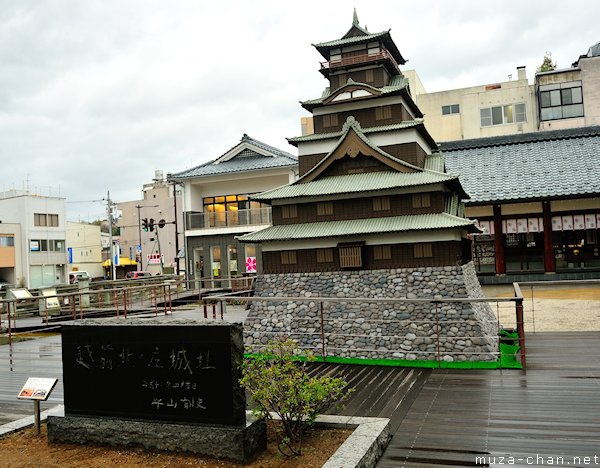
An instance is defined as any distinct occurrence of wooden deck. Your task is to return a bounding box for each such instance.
[378,332,600,467]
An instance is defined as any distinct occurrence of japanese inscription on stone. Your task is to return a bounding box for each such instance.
[61,323,244,425]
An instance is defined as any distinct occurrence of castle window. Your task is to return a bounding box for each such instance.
[375,106,392,120]
[339,245,362,268]
[372,196,391,211]
[373,245,392,260]
[412,193,431,208]
[365,69,374,83]
[323,114,339,128]
[316,248,334,263]
[414,243,433,258]
[281,205,298,219]
[281,251,297,265]
[317,202,334,216]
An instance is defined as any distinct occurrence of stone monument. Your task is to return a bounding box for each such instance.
[48,319,265,463]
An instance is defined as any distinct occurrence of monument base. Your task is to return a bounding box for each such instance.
[47,413,266,463]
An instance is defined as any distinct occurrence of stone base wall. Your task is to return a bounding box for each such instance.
[245,262,499,362]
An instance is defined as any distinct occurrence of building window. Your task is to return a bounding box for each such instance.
[373,196,391,211]
[480,103,526,127]
[323,114,339,128]
[414,243,433,258]
[281,205,298,219]
[365,69,374,83]
[316,202,334,216]
[316,248,334,263]
[34,213,59,227]
[539,83,584,121]
[203,194,267,227]
[339,245,362,268]
[412,193,431,208]
[442,104,460,115]
[375,106,392,120]
[0,235,14,247]
[281,250,297,265]
[29,239,66,252]
[373,245,392,260]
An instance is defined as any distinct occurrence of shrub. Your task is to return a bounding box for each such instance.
[240,338,352,457]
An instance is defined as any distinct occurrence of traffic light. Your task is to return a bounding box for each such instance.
[149,218,155,232]
[142,218,149,232]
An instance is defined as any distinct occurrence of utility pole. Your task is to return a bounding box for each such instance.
[136,205,143,271]
[172,181,181,276]
[107,190,116,281]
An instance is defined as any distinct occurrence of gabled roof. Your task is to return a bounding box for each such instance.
[237,213,480,243]
[442,126,600,205]
[299,116,423,183]
[169,134,297,179]
[301,74,413,107]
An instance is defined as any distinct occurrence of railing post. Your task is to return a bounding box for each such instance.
[203,300,207,319]
[220,299,226,319]
[319,301,326,362]
[516,297,527,369]
[123,290,128,319]
[7,302,12,345]
[435,302,441,368]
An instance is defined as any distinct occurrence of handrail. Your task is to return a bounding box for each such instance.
[320,50,400,72]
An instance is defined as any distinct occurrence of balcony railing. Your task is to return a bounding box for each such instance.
[320,50,400,73]
[186,208,272,230]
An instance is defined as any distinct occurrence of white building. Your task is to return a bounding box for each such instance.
[66,221,104,279]
[0,189,68,288]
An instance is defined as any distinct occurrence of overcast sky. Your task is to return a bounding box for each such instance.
[1,0,599,222]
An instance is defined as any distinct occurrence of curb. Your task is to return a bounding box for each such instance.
[0,405,65,437]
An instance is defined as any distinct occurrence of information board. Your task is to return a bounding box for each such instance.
[61,323,244,425]
[18,377,58,401]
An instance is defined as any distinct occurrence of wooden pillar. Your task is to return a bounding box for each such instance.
[542,201,556,273]
[493,204,506,275]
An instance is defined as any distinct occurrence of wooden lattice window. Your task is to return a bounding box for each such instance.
[412,193,431,208]
[316,202,334,216]
[323,114,339,128]
[372,196,391,211]
[281,205,298,219]
[414,243,433,258]
[281,250,297,265]
[373,245,392,260]
[316,248,334,263]
[339,245,362,268]
[365,69,374,83]
[375,106,392,120]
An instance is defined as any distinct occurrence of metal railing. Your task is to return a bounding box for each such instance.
[185,208,271,230]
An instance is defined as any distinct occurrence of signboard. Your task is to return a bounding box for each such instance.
[18,377,58,401]
[61,323,245,425]
[147,253,163,265]
[245,257,257,273]
[30,240,40,252]
[68,247,73,264]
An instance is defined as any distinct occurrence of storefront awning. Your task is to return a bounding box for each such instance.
[102,257,138,267]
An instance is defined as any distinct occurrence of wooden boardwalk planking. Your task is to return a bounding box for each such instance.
[378,332,600,467]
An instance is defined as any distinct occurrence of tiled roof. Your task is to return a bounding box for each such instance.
[301,74,409,106]
[252,170,460,201]
[169,134,297,179]
[312,30,390,49]
[287,120,423,144]
[238,213,479,243]
[442,126,600,204]
[424,153,446,173]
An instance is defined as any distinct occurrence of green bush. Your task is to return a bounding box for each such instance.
[240,339,352,457]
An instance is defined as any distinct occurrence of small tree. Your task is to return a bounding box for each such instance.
[240,339,352,457]
[538,52,557,72]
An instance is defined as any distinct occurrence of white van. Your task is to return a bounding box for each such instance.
[69,271,90,284]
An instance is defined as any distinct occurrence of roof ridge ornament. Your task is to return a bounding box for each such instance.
[342,115,361,133]
[352,7,359,27]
